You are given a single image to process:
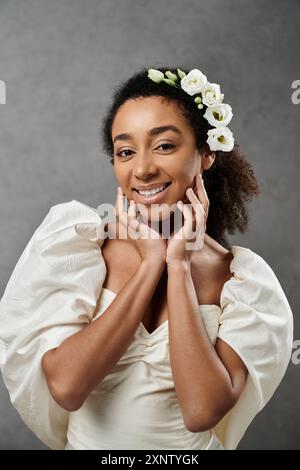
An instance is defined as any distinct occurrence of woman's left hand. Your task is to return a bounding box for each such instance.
[166,173,209,264]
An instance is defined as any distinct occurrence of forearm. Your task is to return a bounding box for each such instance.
[167,260,235,431]
[42,258,165,410]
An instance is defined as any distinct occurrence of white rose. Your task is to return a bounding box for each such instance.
[148,68,164,83]
[203,103,233,127]
[206,127,234,152]
[180,69,207,96]
[201,82,222,106]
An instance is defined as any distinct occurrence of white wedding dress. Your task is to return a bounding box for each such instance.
[0,200,294,450]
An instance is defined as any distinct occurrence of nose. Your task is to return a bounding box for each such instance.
[133,151,158,180]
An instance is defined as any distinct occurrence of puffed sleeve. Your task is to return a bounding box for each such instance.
[212,246,294,450]
[0,200,107,450]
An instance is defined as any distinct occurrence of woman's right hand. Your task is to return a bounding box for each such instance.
[114,187,167,263]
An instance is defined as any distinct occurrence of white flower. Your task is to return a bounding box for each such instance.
[206,127,234,152]
[146,66,236,152]
[148,68,164,83]
[180,69,207,96]
[201,82,222,106]
[203,103,233,127]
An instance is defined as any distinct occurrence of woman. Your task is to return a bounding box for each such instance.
[0,66,294,450]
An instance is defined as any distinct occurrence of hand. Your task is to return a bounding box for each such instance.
[114,187,167,263]
[166,173,209,264]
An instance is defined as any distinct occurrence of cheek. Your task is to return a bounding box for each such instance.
[170,168,194,190]
[114,166,129,189]
[169,171,196,202]
[168,151,198,178]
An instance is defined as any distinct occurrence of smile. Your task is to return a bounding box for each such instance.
[133,182,171,204]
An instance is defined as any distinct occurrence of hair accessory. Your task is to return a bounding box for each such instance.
[147,68,234,152]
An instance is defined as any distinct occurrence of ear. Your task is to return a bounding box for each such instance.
[198,144,216,171]
[202,152,216,170]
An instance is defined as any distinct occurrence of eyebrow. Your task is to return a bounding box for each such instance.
[112,125,183,145]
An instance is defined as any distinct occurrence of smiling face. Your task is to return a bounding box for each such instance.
[111,95,215,222]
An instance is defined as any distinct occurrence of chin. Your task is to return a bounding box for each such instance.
[137,201,179,225]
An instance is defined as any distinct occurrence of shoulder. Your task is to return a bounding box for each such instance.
[220,245,294,341]
[34,199,105,248]
[228,245,287,295]
[35,199,101,236]
[216,245,294,413]
[29,199,107,275]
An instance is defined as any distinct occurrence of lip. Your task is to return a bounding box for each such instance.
[133,183,171,205]
[132,182,171,190]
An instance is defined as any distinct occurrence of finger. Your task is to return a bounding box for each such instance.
[177,199,194,239]
[114,186,123,218]
[182,199,193,222]
[186,187,206,218]
[196,174,209,207]
[175,202,185,239]
[128,200,139,231]
[196,175,210,218]
[116,187,130,229]
[177,200,193,222]
[186,188,206,232]
[199,174,209,199]
[127,199,135,217]
[113,187,118,217]
[186,187,206,232]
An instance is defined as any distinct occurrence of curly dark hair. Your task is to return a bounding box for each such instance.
[100,65,260,250]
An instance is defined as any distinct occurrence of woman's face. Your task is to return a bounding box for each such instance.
[111,96,213,222]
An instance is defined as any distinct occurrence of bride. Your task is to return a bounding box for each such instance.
[0,66,294,450]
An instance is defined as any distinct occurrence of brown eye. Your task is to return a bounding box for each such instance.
[156,143,175,151]
[116,149,134,158]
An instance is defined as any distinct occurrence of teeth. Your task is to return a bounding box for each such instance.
[137,183,168,197]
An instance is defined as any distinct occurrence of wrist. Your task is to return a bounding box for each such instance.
[140,256,166,270]
[166,257,191,273]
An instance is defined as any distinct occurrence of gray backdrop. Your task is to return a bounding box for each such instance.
[0,0,299,450]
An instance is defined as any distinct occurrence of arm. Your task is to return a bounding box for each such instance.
[167,259,248,432]
[42,257,165,412]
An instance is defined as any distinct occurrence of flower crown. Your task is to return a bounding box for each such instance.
[147,68,234,152]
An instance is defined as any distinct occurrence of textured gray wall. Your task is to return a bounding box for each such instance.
[0,0,299,450]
